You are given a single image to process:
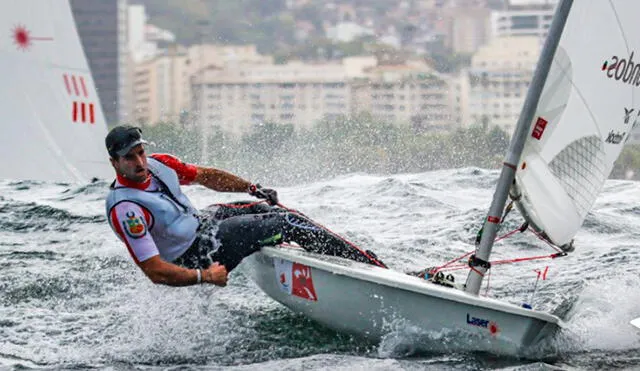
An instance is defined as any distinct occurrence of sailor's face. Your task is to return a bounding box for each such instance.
[111,144,149,183]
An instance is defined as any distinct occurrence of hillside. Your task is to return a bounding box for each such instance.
[131,0,299,53]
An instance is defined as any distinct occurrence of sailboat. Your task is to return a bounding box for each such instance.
[245,0,640,355]
[0,0,110,183]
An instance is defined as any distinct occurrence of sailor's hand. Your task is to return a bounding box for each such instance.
[203,262,228,287]
[249,183,279,205]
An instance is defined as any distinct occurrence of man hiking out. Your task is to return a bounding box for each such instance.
[104,125,385,287]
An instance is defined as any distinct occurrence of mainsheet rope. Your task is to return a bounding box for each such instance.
[430,225,566,276]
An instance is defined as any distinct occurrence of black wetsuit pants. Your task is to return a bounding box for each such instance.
[173,202,382,272]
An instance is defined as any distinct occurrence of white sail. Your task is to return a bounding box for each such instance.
[0,0,111,183]
[514,0,640,246]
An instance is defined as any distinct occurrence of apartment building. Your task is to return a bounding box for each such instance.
[491,3,555,39]
[132,47,190,125]
[193,62,354,136]
[354,62,457,131]
[193,57,457,135]
[450,70,471,127]
[186,44,273,73]
[468,36,539,133]
[132,44,274,126]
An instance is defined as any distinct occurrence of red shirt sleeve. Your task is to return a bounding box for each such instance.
[150,153,198,185]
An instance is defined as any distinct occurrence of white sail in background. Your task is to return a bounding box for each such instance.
[514,0,640,246]
[0,0,111,182]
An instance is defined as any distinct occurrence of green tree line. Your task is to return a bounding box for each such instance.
[139,113,510,185]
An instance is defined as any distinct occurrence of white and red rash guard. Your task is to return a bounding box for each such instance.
[108,154,198,264]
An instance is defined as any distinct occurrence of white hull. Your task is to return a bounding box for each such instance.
[245,246,561,355]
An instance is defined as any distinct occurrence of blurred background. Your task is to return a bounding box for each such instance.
[71,0,640,185]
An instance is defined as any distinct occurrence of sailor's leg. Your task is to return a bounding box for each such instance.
[202,201,276,221]
[211,212,288,272]
[211,211,385,272]
[280,212,383,266]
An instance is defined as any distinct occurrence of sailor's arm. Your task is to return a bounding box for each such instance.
[194,166,252,193]
[149,153,252,193]
[138,256,227,286]
[108,201,228,286]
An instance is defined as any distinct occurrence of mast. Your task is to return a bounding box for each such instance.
[464,0,574,295]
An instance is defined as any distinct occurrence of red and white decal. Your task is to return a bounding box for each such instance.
[12,24,53,51]
[64,74,95,124]
[274,259,318,301]
[531,117,548,140]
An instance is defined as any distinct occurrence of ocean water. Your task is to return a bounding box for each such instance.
[1,168,640,370]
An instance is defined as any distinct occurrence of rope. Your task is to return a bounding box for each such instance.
[430,226,524,275]
[484,268,491,296]
[527,226,566,253]
[278,202,388,269]
[427,224,565,280]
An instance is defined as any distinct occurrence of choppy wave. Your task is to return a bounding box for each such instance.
[1,168,640,369]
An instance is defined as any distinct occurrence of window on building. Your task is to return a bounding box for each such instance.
[280,113,294,120]
[512,15,538,29]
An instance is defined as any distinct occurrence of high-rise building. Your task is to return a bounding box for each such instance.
[70,0,129,125]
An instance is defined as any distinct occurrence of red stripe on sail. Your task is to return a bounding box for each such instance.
[71,75,80,96]
[63,74,71,95]
[81,102,86,122]
[79,77,88,97]
[89,104,95,124]
[72,101,78,122]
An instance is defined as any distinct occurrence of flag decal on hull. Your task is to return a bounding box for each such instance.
[274,259,318,301]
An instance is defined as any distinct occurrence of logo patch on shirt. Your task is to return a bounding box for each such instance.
[123,211,146,239]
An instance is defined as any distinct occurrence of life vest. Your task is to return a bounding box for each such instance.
[105,157,200,262]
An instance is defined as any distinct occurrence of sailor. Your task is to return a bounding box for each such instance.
[104,125,384,287]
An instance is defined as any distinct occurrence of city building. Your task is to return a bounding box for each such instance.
[132,46,190,125]
[128,5,176,63]
[467,36,539,133]
[192,57,458,136]
[443,6,492,54]
[354,61,457,131]
[491,2,555,39]
[70,0,129,125]
[193,61,355,136]
[131,44,274,126]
